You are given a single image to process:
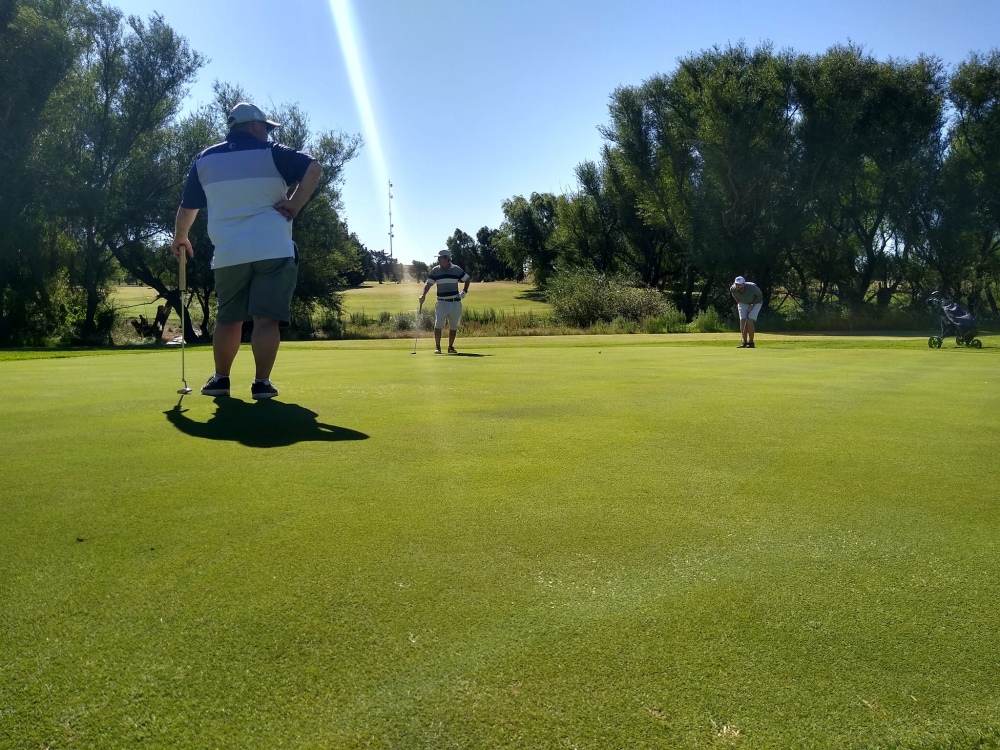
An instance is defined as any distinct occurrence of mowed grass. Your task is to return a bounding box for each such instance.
[111,284,175,322]
[111,280,549,327]
[341,280,548,316]
[2,336,1000,749]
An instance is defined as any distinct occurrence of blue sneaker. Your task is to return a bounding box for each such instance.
[201,375,230,396]
[251,380,278,399]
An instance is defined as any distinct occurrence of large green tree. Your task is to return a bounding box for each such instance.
[496,192,559,285]
[550,160,621,275]
[444,228,480,278]
[474,226,514,281]
[678,43,803,308]
[795,45,946,312]
[34,5,204,341]
[946,50,1000,312]
[0,0,85,344]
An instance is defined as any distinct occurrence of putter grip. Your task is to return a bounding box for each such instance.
[179,252,187,291]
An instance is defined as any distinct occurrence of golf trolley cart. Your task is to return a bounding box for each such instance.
[927,292,982,349]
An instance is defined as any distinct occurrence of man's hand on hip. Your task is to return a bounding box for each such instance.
[274,199,302,221]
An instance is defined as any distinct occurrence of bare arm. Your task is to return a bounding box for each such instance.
[171,206,199,260]
[275,161,323,221]
[419,281,433,304]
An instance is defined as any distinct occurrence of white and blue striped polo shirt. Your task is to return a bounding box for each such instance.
[181,131,316,269]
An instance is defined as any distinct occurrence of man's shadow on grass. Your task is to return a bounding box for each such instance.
[165,397,369,448]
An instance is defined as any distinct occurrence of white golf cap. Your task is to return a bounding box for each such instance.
[734,275,746,285]
[227,102,281,130]
[438,249,452,258]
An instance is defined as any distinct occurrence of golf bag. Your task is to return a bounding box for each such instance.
[927,293,982,349]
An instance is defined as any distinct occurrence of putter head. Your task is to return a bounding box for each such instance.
[177,386,193,395]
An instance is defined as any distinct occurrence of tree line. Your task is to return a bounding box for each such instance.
[1,0,374,345]
[4,3,998,345]
[487,42,1000,322]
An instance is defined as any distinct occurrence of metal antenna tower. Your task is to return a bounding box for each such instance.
[387,180,394,261]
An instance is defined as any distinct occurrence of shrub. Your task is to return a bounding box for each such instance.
[315,311,343,338]
[547,269,668,327]
[614,286,669,322]
[690,306,728,333]
[419,309,435,331]
[287,308,343,339]
[769,303,934,332]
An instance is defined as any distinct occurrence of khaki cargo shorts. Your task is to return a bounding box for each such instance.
[215,255,298,324]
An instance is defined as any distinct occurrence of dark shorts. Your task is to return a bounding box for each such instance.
[215,255,298,324]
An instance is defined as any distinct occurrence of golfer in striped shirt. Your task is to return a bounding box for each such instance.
[418,249,471,354]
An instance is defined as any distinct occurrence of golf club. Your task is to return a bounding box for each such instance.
[177,252,192,394]
[411,299,423,354]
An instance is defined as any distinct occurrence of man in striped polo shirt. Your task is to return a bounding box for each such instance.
[418,249,471,354]
[171,102,322,399]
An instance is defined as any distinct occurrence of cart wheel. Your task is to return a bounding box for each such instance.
[956,337,965,347]
[973,339,982,349]
[928,337,936,348]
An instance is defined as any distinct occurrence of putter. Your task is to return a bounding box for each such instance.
[411,299,423,354]
[177,252,192,394]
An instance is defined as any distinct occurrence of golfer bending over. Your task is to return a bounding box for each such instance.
[172,102,322,399]
[730,275,763,348]
[419,249,471,354]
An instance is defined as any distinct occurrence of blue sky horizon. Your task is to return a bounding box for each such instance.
[114,0,999,266]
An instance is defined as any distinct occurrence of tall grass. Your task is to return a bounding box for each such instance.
[689,306,730,333]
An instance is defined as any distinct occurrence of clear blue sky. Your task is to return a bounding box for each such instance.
[115,0,999,264]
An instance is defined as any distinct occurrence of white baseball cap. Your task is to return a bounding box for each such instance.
[227,102,281,131]
[438,249,452,259]
[734,276,746,285]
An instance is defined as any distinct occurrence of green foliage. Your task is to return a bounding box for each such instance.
[286,305,343,340]
[394,311,415,331]
[409,260,429,282]
[769,302,934,332]
[496,193,559,284]
[546,268,668,327]
[6,24,1000,346]
[689,305,729,333]
[643,308,689,333]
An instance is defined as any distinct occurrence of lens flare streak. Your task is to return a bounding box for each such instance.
[328,0,392,237]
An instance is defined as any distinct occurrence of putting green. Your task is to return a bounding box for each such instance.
[2,335,999,748]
